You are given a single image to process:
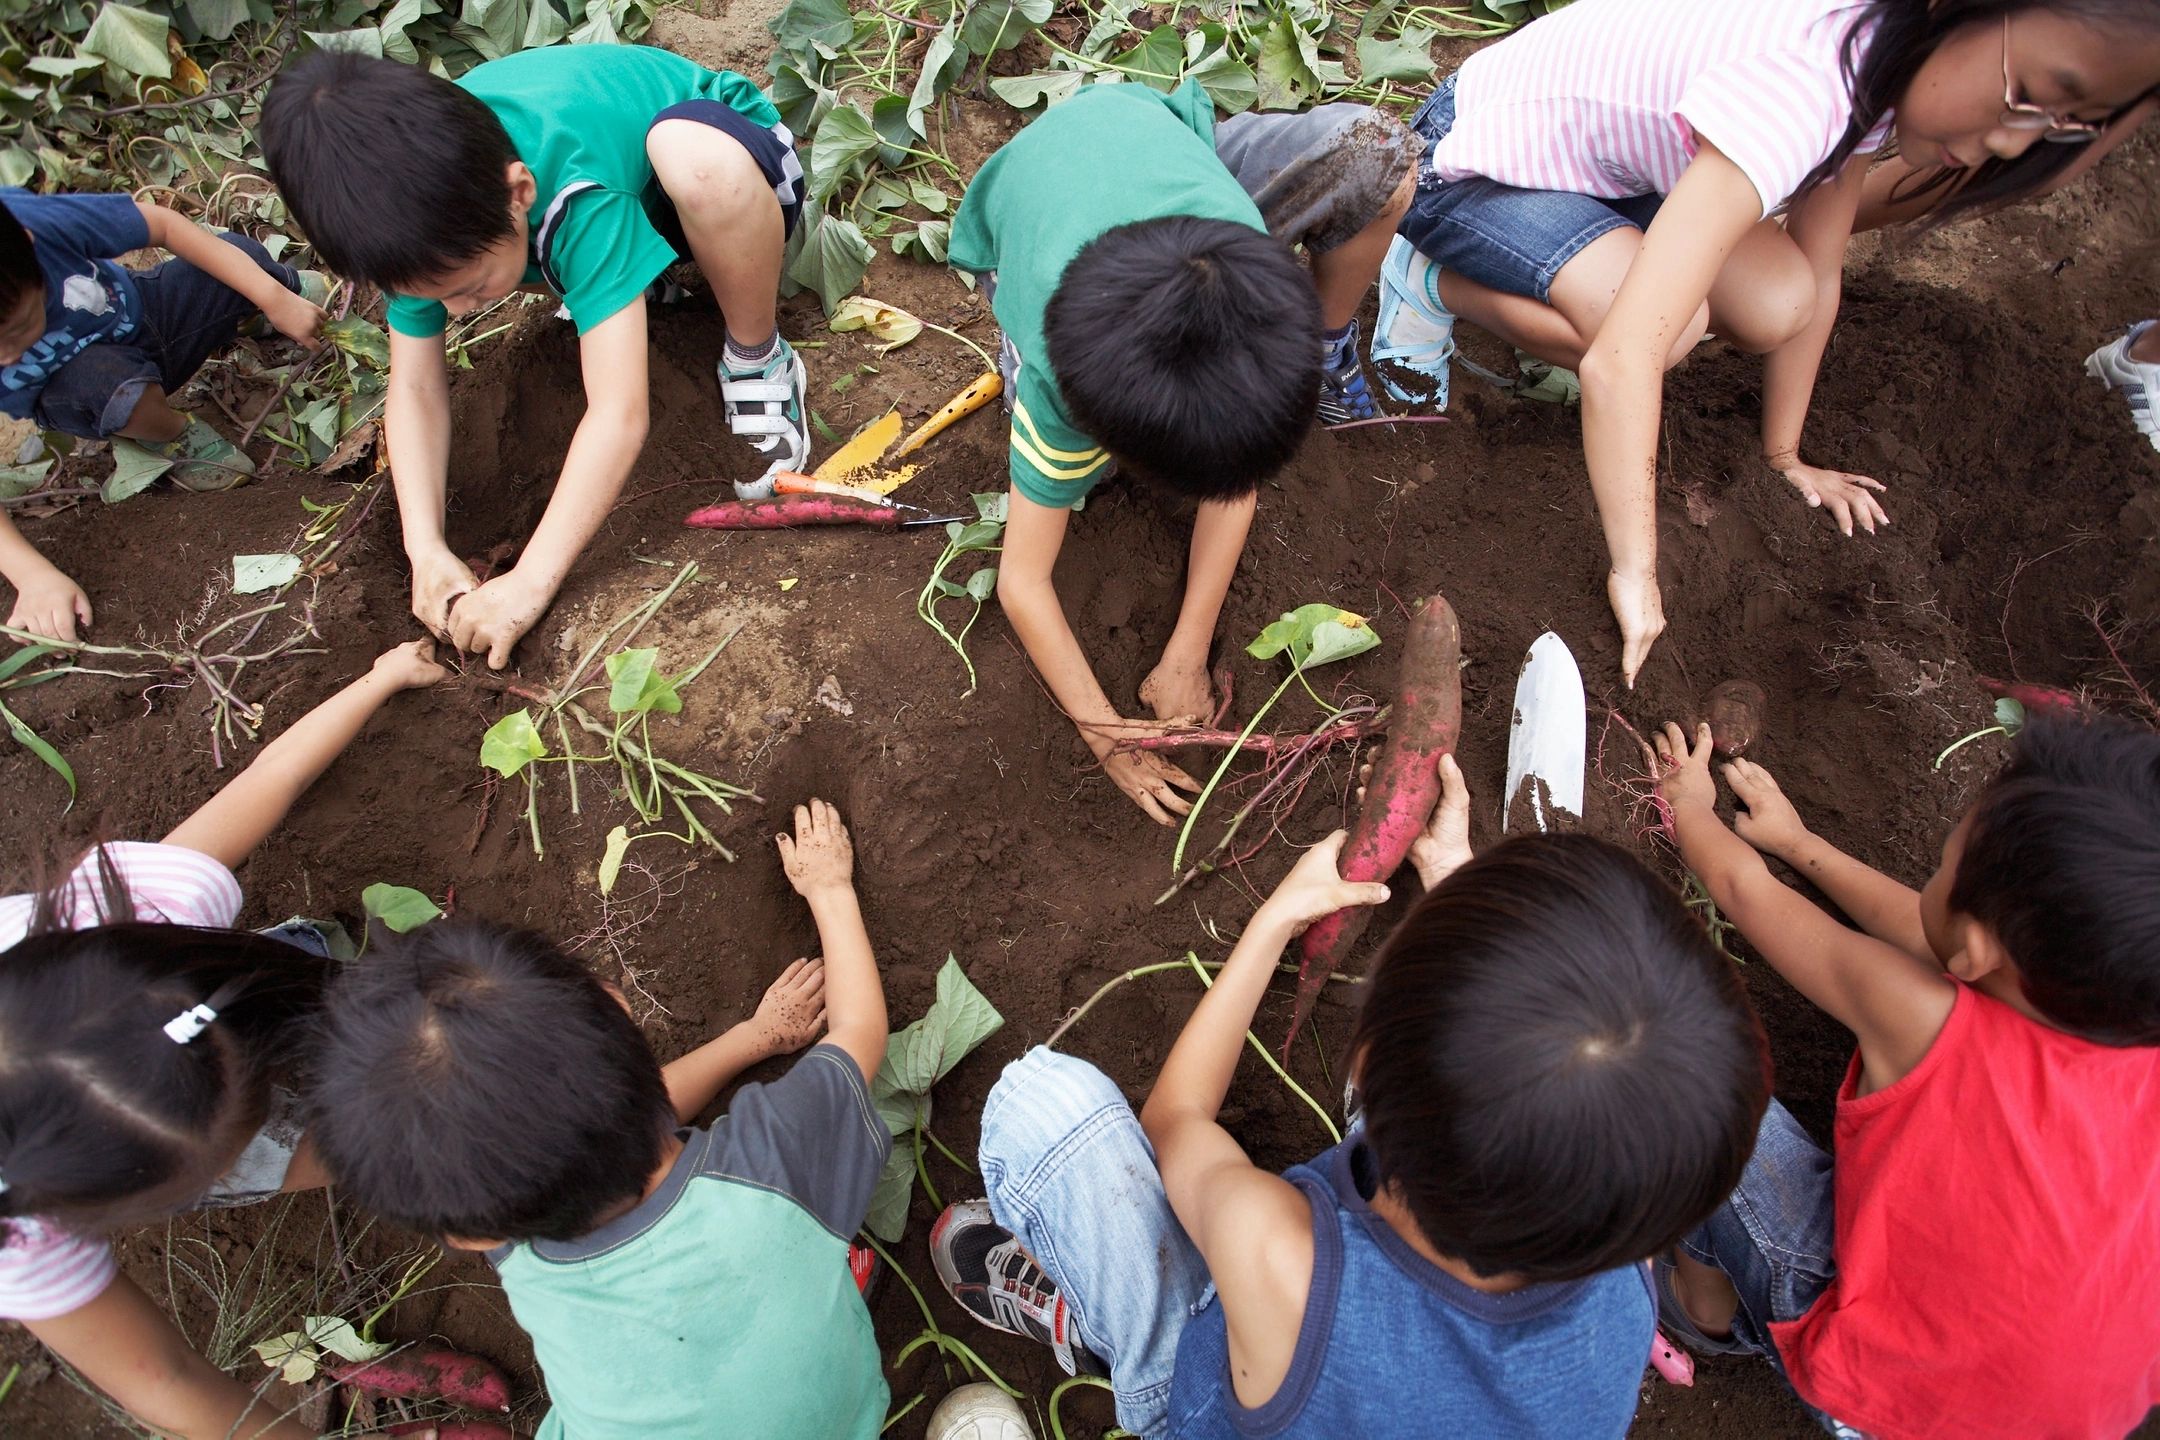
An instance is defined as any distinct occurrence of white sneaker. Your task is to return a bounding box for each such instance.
[2084,321,2160,453]
[718,338,810,498]
[927,1383,1036,1440]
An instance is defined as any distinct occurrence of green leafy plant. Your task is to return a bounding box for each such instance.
[1170,603,1380,875]
[1934,696,2026,771]
[0,641,77,802]
[866,956,1005,1241]
[360,882,443,934]
[475,562,757,867]
[918,492,1005,695]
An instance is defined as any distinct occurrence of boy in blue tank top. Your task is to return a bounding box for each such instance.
[932,755,1770,1438]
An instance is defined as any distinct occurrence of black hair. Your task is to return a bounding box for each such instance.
[1043,216,1318,498]
[1350,835,1769,1284]
[1948,714,2160,1045]
[0,206,37,318]
[259,51,518,289]
[1803,0,2160,223]
[309,921,671,1242]
[0,849,331,1234]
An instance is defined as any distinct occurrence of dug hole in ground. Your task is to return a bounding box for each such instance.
[3,14,2160,1440]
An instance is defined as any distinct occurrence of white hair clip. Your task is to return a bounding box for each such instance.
[163,977,251,1046]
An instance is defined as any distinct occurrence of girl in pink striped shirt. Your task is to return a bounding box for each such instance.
[1374,0,2160,687]
[0,640,445,1440]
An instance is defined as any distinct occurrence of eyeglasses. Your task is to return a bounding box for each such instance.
[2001,14,2103,143]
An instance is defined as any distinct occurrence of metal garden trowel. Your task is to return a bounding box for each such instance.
[1503,631,1586,834]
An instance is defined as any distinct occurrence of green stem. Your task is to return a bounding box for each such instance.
[524,773,544,858]
[1171,669,1299,874]
[1049,1375,1115,1440]
[1933,724,2006,770]
[1183,953,1339,1143]
[922,1125,975,1175]
[911,1125,943,1211]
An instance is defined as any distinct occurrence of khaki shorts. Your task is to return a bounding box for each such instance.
[1214,102,1422,254]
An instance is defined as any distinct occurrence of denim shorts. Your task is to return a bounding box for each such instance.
[1678,1098,1862,1437]
[1397,73,1664,303]
[978,1047,1213,1438]
[33,232,299,438]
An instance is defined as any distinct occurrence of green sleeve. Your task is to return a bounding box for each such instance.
[550,189,677,334]
[1165,77,1217,144]
[1008,367,1110,510]
[386,292,448,338]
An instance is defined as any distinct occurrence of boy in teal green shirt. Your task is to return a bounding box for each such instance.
[263,46,810,668]
[950,82,1417,824]
[309,800,891,1440]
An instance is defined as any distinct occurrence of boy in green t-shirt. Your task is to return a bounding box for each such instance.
[309,800,892,1440]
[262,46,810,668]
[949,82,1418,823]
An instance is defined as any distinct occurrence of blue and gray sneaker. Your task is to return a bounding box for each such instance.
[1319,318,1382,424]
[718,337,809,499]
[1371,235,1457,408]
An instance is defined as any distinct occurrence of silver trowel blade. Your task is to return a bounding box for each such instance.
[1504,631,1586,834]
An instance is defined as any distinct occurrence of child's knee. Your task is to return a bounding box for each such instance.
[651,126,771,228]
[979,1048,1130,1171]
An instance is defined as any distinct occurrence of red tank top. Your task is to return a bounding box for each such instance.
[1773,986,2160,1439]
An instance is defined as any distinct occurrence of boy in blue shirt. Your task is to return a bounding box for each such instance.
[933,755,1769,1438]
[261,46,809,670]
[0,191,325,641]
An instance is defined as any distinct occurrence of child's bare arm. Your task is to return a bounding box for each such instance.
[1141,834,1388,1404]
[777,799,886,1080]
[1141,492,1255,724]
[30,1275,317,1440]
[449,300,651,669]
[662,957,828,1121]
[385,326,479,638]
[1656,722,1954,1087]
[0,508,91,642]
[997,490,1202,825]
[136,203,322,350]
[1721,757,1933,960]
[163,641,448,868]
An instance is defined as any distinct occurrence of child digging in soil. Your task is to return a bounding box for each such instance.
[0,191,329,642]
[0,639,445,1440]
[1374,0,2160,687]
[928,756,1769,1439]
[309,799,892,1439]
[947,81,1419,824]
[259,45,809,670]
[1649,715,2160,1438]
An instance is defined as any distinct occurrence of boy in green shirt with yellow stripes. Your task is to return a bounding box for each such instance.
[262,45,809,669]
[949,82,1417,823]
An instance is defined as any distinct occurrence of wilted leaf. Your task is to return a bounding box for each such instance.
[183,0,250,41]
[1993,697,2027,733]
[864,1144,915,1241]
[303,27,386,58]
[252,1331,319,1386]
[101,441,171,503]
[1109,24,1183,91]
[1356,26,1437,83]
[987,69,1085,109]
[301,1315,392,1365]
[80,3,173,78]
[785,206,874,314]
[769,0,855,59]
[360,883,442,934]
[322,315,390,369]
[1188,46,1257,113]
[479,707,548,777]
[964,566,997,602]
[807,105,878,203]
[231,552,302,595]
[958,0,1051,53]
[829,296,923,350]
[0,147,31,189]
[606,646,682,715]
[972,492,1008,523]
[906,23,964,135]
[2,700,74,801]
[0,458,52,500]
[892,220,950,263]
[1254,17,1320,110]
[598,824,631,895]
[870,93,915,169]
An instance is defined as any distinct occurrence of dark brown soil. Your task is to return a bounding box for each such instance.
[4,33,2159,1440]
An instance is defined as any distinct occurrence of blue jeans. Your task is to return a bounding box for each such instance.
[34,232,300,438]
[1397,73,1664,303]
[979,1048,1212,1438]
[1680,1099,1861,1437]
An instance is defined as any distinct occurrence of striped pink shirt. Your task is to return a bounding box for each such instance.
[0,843,243,1321]
[1433,0,1893,219]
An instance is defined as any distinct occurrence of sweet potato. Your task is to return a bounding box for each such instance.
[328,1348,512,1412]
[683,497,904,530]
[1705,679,1766,758]
[386,1423,517,1439]
[1975,676,2081,718]
[1283,594,1462,1051]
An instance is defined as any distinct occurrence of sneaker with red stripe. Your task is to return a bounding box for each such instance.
[929,1200,1105,1378]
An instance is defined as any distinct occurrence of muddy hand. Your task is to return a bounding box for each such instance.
[1652,721,1718,812]
[448,568,553,670]
[1103,746,1201,827]
[6,566,92,643]
[411,547,479,642]
[1608,568,1665,689]
[1256,830,1391,933]
[1773,459,1889,537]
[752,956,828,1056]
[1724,757,1812,859]
[777,798,855,896]
[371,638,452,690]
[1139,655,1213,727]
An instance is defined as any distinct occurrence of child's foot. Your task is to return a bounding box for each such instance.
[930,1200,1105,1378]
[1371,236,1456,407]
[848,1240,882,1304]
[719,336,809,499]
[928,1383,1037,1440]
[119,414,257,493]
[1318,317,1383,424]
[2084,321,2160,453]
